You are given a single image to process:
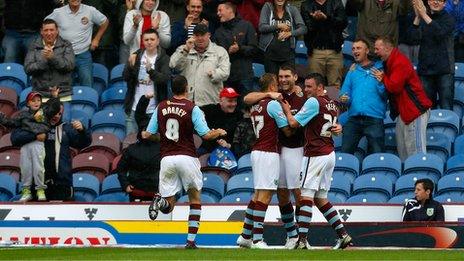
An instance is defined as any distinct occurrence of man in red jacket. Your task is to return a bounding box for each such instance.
[372,36,432,161]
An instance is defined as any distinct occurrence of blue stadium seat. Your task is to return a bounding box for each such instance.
[94,192,129,202]
[454,134,464,155]
[425,132,451,163]
[252,63,265,78]
[236,153,252,174]
[327,192,345,203]
[0,173,16,202]
[453,81,464,119]
[73,173,100,202]
[455,62,464,80]
[71,86,99,118]
[91,109,126,141]
[334,152,359,183]
[202,173,225,201]
[100,86,127,111]
[352,174,393,202]
[384,132,398,156]
[226,173,253,195]
[92,63,109,95]
[361,153,401,183]
[100,174,123,195]
[384,115,396,134]
[0,63,27,95]
[437,173,464,196]
[329,174,351,202]
[427,109,459,141]
[403,153,444,183]
[445,154,464,175]
[434,192,464,203]
[219,192,253,204]
[346,193,386,203]
[109,64,125,84]
[394,173,428,196]
[342,41,354,61]
[295,40,308,66]
[388,194,412,204]
[178,193,217,203]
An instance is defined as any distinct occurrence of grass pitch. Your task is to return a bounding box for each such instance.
[0,248,462,260]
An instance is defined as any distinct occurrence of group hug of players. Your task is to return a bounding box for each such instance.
[143,66,353,249]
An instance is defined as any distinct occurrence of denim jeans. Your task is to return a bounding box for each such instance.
[2,30,38,63]
[74,51,93,88]
[341,116,385,155]
[420,74,454,110]
[125,110,138,136]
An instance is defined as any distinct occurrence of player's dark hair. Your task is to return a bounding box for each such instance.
[415,178,434,196]
[376,36,395,47]
[42,18,58,29]
[306,73,327,87]
[220,2,237,14]
[279,65,297,75]
[259,73,276,92]
[354,38,370,50]
[172,75,188,95]
[142,28,159,37]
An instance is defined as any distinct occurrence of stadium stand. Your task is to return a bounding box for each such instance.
[235,153,252,175]
[219,192,253,204]
[346,193,386,203]
[295,40,308,66]
[425,132,452,163]
[71,86,99,118]
[18,86,31,108]
[225,173,254,195]
[72,152,110,182]
[0,86,17,116]
[0,172,16,201]
[329,174,352,202]
[0,63,27,95]
[352,174,393,202]
[361,153,402,183]
[0,152,20,182]
[403,153,444,183]
[202,173,225,202]
[394,173,428,196]
[92,63,109,95]
[436,173,464,196]
[427,109,460,141]
[0,133,19,154]
[445,154,464,176]
[100,174,123,195]
[454,134,464,155]
[73,172,101,202]
[80,133,121,162]
[90,109,126,141]
[334,152,359,183]
[100,86,126,111]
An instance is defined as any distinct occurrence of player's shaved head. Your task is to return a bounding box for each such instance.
[172,75,188,95]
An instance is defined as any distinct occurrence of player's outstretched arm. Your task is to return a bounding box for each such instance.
[243,91,283,105]
[202,128,227,141]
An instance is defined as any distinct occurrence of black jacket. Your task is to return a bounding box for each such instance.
[409,10,456,75]
[11,121,92,187]
[116,96,160,193]
[213,17,258,82]
[301,0,347,54]
[123,48,170,115]
[4,0,57,31]
[402,197,445,222]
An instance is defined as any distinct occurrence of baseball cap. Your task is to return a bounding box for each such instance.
[219,87,240,98]
[193,23,209,35]
[26,91,42,103]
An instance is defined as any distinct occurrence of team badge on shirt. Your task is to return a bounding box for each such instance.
[81,17,89,25]
[426,208,434,216]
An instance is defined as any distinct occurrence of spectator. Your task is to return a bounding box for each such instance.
[232,104,256,158]
[123,29,170,135]
[372,37,432,161]
[118,0,136,64]
[170,23,230,106]
[116,95,160,202]
[11,98,92,201]
[0,92,55,202]
[340,39,387,155]
[83,0,120,69]
[410,0,455,110]
[398,3,419,64]
[202,0,221,33]
[229,0,271,31]
[258,0,307,74]
[2,0,58,63]
[213,2,258,95]
[402,178,445,221]
[158,0,186,25]
[24,19,75,101]
[123,0,171,54]
[446,0,464,62]
[199,87,242,153]
[47,0,109,88]
[301,0,347,88]
[351,0,410,51]
[170,0,210,55]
